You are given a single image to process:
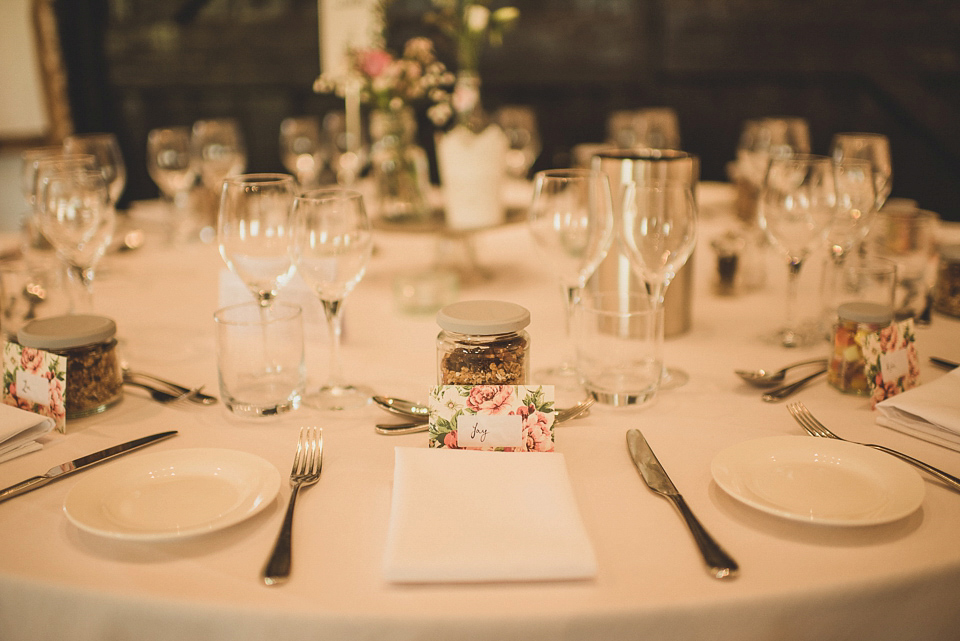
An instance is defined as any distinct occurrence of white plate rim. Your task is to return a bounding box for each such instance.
[63,448,281,541]
[711,435,925,526]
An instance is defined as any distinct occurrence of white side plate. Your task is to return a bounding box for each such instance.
[64,448,281,541]
[711,436,925,526]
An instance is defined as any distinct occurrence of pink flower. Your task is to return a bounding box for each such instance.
[358,49,393,78]
[466,386,513,414]
[443,431,458,448]
[19,348,44,375]
[521,410,553,452]
[49,378,64,413]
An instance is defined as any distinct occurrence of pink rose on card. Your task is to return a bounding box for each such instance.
[19,347,44,375]
[522,411,553,452]
[466,385,513,414]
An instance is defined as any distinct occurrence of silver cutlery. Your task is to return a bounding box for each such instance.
[122,367,218,405]
[736,357,828,388]
[372,395,430,420]
[0,431,178,503]
[930,356,959,370]
[263,426,323,586]
[374,397,595,435]
[626,429,738,579]
[760,367,827,402]
[121,379,205,405]
[786,402,960,493]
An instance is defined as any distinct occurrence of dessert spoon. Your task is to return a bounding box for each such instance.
[735,357,827,388]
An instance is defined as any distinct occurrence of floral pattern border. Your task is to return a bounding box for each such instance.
[862,318,920,408]
[3,341,67,432]
[428,384,555,452]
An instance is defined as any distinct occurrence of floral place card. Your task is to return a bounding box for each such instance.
[428,385,555,452]
[862,318,920,408]
[3,341,67,432]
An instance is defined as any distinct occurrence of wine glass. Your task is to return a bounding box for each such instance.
[528,169,614,400]
[34,165,115,312]
[280,116,326,189]
[620,179,698,386]
[147,126,198,243]
[830,132,892,209]
[63,133,127,207]
[495,106,542,180]
[192,119,247,191]
[758,154,837,347]
[820,158,878,330]
[292,188,374,411]
[217,174,298,308]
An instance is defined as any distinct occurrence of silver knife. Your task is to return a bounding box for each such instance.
[626,429,739,579]
[0,431,178,504]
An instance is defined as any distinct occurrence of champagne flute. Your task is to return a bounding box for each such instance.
[34,166,115,312]
[147,126,199,243]
[831,132,892,209]
[758,154,837,347]
[292,188,374,410]
[620,179,698,387]
[528,169,614,399]
[217,174,298,308]
[63,133,127,207]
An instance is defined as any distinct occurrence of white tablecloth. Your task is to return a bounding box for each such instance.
[1,184,959,641]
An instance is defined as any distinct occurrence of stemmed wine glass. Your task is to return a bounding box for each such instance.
[33,164,115,312]
[758,154,837,347]
[217,174,298,308]
[63,133,127,207]
[830,132,892,209]
[292,188,374,411]
[528,169,614,400]
[280,116,326,189]
[620,179,698,387]
[147,126,198,244]
[820,158,878,329]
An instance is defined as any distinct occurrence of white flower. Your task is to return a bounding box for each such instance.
[465,5,490,32]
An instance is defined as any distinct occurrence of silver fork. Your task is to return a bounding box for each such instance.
[263,427,324,585]
[787,402,960,493]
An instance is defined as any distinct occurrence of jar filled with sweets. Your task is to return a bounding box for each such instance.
[436,300,530,385]
[17,314,123,418]
[933,244,960,318]
[827,302,893,395]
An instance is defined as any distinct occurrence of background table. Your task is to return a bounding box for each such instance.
[1,184,959,641]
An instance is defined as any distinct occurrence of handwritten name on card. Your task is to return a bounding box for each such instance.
[456,413,523,448]
[3,341,67,432]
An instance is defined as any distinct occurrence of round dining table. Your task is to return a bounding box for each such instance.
[1,183,959,641]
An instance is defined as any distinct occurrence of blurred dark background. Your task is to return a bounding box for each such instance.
[55,0,960,220]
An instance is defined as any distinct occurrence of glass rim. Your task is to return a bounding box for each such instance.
[222,173,295,186]
[295,187,364,203]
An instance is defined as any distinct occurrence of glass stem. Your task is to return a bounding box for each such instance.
[321,298,344,390]
[67,264,95,313]
[561,283,581,369]
[785,257,804,340]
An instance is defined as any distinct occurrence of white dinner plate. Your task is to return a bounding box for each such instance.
[711,436,925,526]
[64,448,281,541]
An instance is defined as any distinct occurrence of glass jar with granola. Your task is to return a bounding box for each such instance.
[436,300,530,385]
[17,314,123,418]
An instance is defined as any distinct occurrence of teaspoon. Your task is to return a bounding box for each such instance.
[735,357,828,388]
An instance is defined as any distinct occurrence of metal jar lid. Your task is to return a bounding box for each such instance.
[836,302,893,325]
[17,314,117,350]
[437,300,530,335]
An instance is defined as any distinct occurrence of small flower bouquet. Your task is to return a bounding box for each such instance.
[314,37,455,114]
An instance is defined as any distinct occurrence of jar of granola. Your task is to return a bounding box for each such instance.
[827,302,893,395]
[436,300,530,385]
[17,314,123,418]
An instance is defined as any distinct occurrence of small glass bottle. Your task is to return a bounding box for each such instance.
[828,302,893,395]
[436,300,530,385]
[17,314,123,418]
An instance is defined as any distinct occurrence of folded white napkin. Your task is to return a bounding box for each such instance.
[0,403,56,463]
[876,367,960,452]
[383,447,597,584]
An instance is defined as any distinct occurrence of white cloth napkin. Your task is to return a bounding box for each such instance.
[383,447,597,584]
[876,367,960,452]
[0,403,56,463]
